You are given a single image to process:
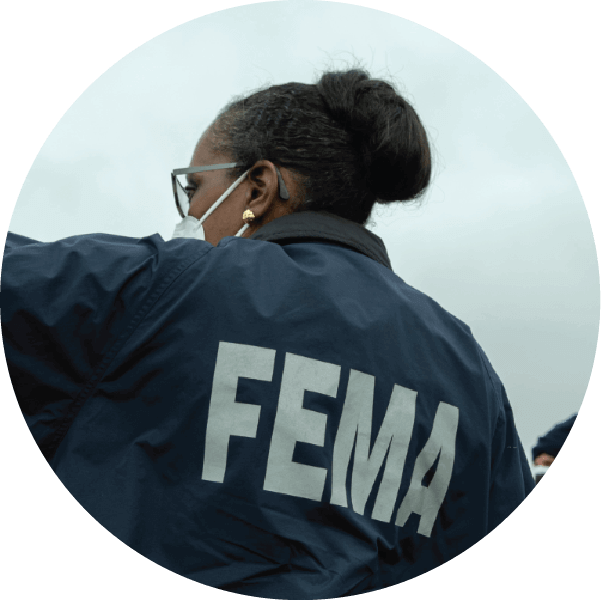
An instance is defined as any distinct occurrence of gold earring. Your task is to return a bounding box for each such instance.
[242,209,256,222]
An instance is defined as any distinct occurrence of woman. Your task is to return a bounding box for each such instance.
[2,69,534,599]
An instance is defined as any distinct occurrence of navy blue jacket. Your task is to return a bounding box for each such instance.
[532,414,577,461]
[1,211,534,599]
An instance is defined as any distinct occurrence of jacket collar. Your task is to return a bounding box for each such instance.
[249,210,392,270]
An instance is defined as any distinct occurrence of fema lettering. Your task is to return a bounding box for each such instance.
[202,341,459,538]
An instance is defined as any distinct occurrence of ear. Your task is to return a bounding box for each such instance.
[245,160,281,219]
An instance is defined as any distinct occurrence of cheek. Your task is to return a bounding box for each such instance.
[188,190,216,219]
[187,195,202,218]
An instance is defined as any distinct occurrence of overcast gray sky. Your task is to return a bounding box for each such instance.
[8,0,598,464]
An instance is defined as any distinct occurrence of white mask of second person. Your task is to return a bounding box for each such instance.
[172,169,251,241]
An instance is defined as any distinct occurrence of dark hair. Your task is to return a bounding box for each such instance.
[211,69,432,224]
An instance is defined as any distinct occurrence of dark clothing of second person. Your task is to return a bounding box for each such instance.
[532,414,578,461]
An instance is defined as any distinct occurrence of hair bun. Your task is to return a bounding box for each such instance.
[317,69,431,203]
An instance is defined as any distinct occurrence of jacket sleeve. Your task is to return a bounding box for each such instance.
[486,366,535,532]
[1,231,163,461]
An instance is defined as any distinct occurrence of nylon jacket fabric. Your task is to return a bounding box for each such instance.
[1,211,534,599]
[531,414,577,461]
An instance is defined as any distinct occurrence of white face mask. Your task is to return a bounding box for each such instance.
[171,169,251,241]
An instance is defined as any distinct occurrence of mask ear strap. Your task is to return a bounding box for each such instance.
[235,223,250,237]
[198,169,251,225]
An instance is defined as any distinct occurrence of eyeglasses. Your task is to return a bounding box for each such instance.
[171,162,290,218]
